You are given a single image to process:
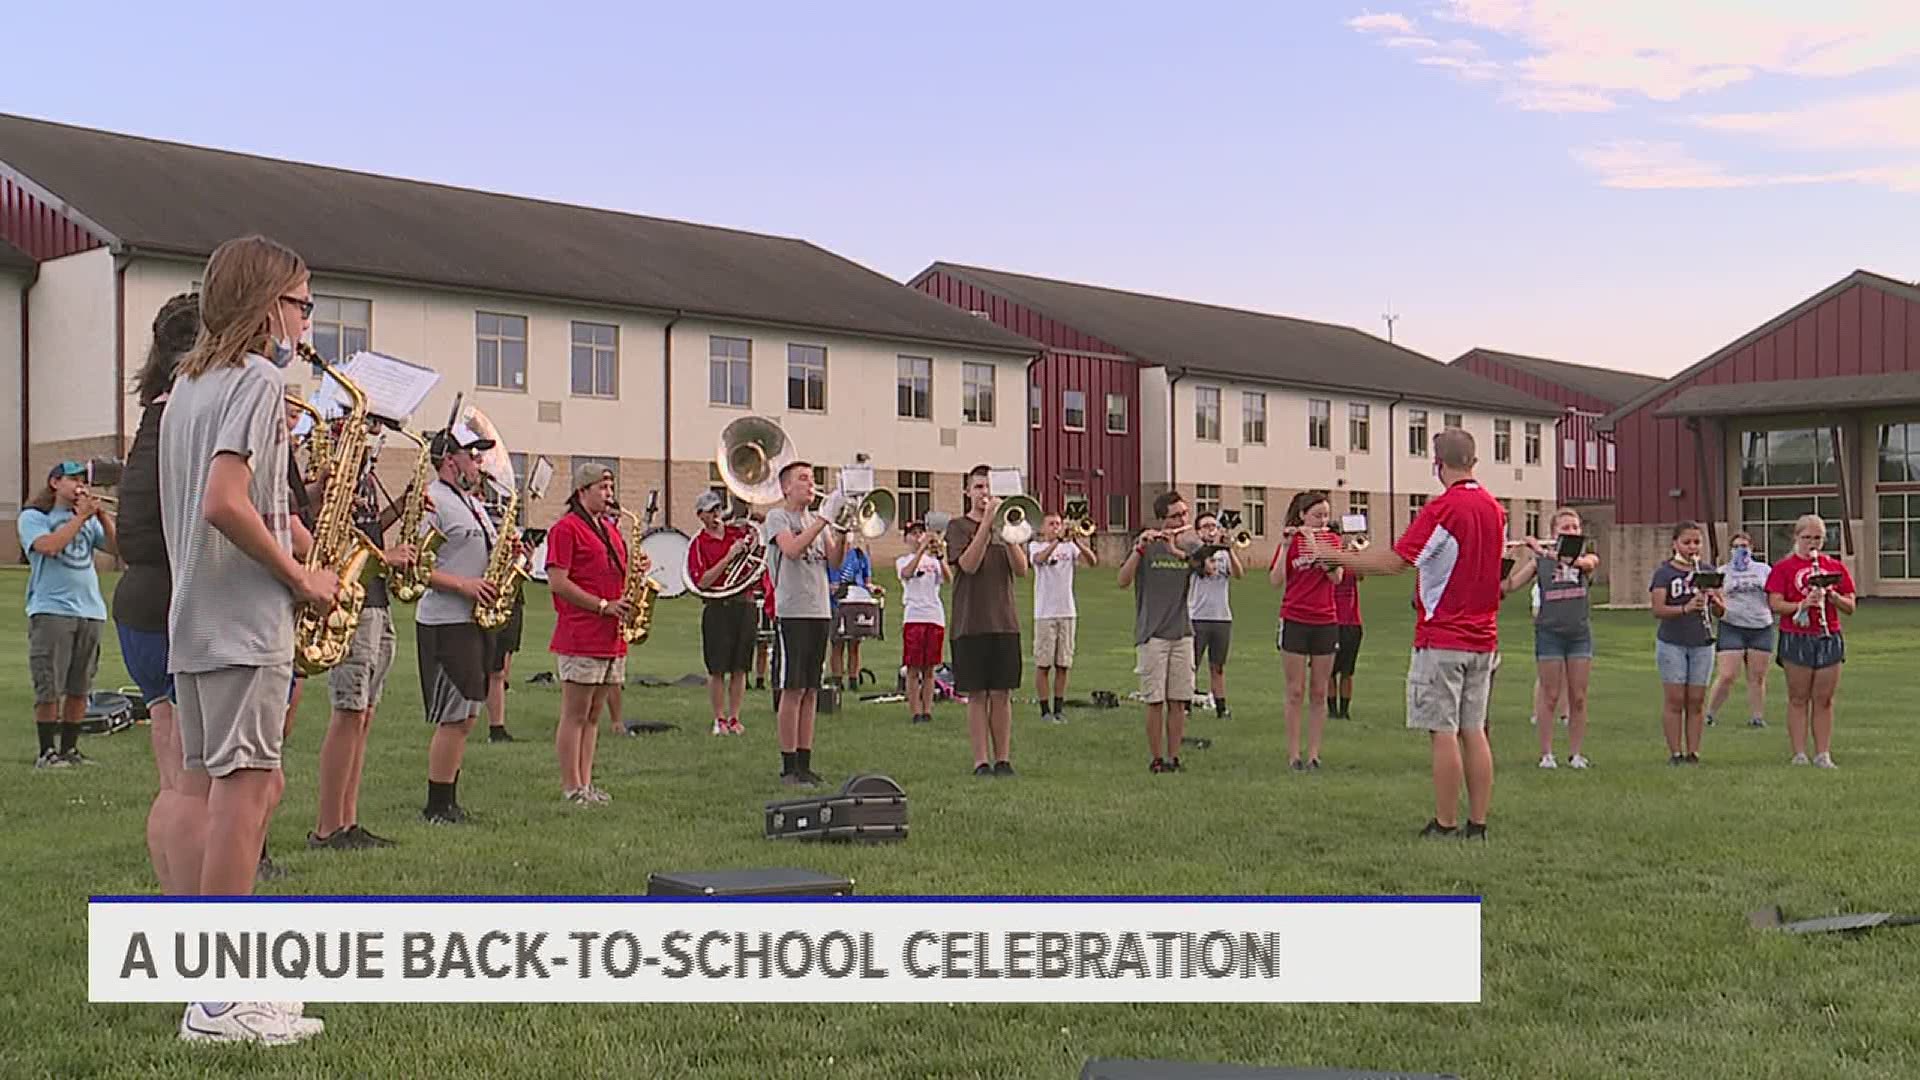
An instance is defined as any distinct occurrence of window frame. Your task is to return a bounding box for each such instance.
[1524,421,1542,466]
[569,320,619,399]
[1348,402,1370,453]
[708,335,753,408]
[896,355,933,421]
[311,294,371,367]
[1194,386,1221,442]
[1407,409,1429,456]
[786,343,828,413]
[1062,389,1088,432]
[1105,392,1128,435]
[1244,391,1269,446]
[1493,418,1511,464]
[475,311,529,392]
[961,362,996,425]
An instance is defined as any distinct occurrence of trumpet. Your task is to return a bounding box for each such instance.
[1217,509,1253,549]
[822,486,896,539]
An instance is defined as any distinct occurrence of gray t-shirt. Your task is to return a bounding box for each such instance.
[159,354,293,673]
[417,477,497,626]
[764,506,831,619]
[1187,549,1233,622]
[1134,537,1203,644]
[1650,561,1714,647]
[1532,554,1591,637]
[1718,558,1773,629]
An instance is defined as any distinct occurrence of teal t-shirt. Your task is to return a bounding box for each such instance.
[18,507,108,620]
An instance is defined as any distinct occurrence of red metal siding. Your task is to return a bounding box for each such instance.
[1455,352,1616,416]
[915,270,1144,529]
[1556,411,1618,504]
[1614,282,1920,524]
[0,175,102,260]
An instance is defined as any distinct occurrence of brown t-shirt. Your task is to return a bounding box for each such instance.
[946,514,1019,637]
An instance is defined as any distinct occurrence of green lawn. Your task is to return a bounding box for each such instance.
[5,566,1918,1079]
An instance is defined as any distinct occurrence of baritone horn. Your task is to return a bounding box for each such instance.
[826,487,896,539]
[993,494,1044,545]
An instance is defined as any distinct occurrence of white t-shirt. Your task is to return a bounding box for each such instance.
[1028,539,1081,619]
[1188,550,1233,621]
[895,551,946,627]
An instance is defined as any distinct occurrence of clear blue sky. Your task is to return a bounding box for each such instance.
[4,1,1914,377]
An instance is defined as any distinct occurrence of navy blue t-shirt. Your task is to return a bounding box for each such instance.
[1650,561,1713,647]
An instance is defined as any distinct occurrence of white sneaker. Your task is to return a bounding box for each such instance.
[711,719,728,736]
[1790,753,1810,766]
[178,1001,321,1045]
[1569,754,1590,770]
[1528,715,1538,727]
[564,788,591,804]
[1538,754,1557,769]
[585,785,611,804]
[1813,753,1838,769]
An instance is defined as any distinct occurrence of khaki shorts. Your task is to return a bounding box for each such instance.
[29,614,102,705]
[177,661,294,778]
[1034,617,1077,668]
[557,653,627,686]
[327,608,396,712]
[1135,635,1195,705]
[1405,648,1494,734]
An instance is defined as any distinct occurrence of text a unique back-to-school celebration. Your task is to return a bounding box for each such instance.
[6,5,1911,1075]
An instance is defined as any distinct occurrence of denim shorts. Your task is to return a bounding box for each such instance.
[1717,622,1775,653]
[1534,627,1594,661]
[1655,641,1715,686]
[1777,631,1845,670]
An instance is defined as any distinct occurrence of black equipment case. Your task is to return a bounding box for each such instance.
[763,773,907,842]
[646,867,855,897]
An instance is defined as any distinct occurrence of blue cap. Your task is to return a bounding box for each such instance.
[50,461,86,478]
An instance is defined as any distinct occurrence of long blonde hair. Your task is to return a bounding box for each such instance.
[176,236,307,380]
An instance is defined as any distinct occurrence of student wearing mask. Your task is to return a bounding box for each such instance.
[1706,531,1773,730]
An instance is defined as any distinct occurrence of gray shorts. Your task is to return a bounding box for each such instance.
[29,614,103,705]
[176,661,294,778]
[1656,641,1715,686]
[1192,620,1232,670]
[1405,648,1494,734]
[327,608,396,712]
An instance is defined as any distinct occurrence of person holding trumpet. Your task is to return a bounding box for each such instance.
[1187,510,1243,720]
[764,460,844,786]
[1649,521,1722,765]
[1765,514,1854,768]
[1029,507,1098,722]
[895,519,948,726]
[22,460,118,768]
[945,465,1030,776]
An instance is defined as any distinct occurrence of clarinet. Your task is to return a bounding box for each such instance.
[1693,555,1715,642]
[1814,557,1831,639]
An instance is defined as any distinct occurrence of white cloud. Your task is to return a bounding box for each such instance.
[1689,88,1920,153]
[1572,140,1920,193]
[1501,85,1617,113]
[1415,55,1503,82]
[1348,12,1417,35]
[1386,35,1438,49]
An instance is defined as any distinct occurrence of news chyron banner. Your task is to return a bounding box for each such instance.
[90,896,1480,1004]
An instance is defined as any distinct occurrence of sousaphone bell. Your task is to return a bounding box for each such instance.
[717,415,796,507]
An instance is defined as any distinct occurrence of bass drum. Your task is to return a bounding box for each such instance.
[638,527,692,598]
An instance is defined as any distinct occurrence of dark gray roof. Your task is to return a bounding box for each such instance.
[1452,347,1662,409]
[1655,372,1920,418]
[918,262,1560,416]
[0,112,1036,355]
[0,234,32,272]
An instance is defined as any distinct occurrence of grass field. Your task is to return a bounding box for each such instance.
[5,564,1919,1079]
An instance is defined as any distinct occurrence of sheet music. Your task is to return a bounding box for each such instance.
[989,468,1025,497]
[1341,513,1369,533]
[840,464,875,493]
[310,351,442,424]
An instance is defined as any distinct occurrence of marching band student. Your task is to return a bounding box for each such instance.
[1118,489,1204,773]
[1270,491,1341,771]
[482,590,524,743]
[415,424,503,823]
[1329,526,1365,720]
[828,531,877,692]
[896,520,948,725]
[688,490,756,735]
[160,235,333,1043]
[1187,511,1241,719]
[23,459,117,769]
[544,464,637,802]
[1766,515,1854,768]
[765,461,844,786]
[1503,508,1600,769]
[1706,531,1774,729]
[1030,509,1097,722]
[1649,521,1723,765]
[947,465,1030,776]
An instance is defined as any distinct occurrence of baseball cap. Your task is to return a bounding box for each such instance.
[429,422,497,462]
[573,462,614,492]
[50,460,86,479]
[902,519,925,535]
[694,491,725,513]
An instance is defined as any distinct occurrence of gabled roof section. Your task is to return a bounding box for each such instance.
[0,113,1037,355]
[1452,347,1662,409]
[1602,269,1920,427]
[917,262,1560,416]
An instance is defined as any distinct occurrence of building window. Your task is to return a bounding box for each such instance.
[1107,492,1129,532]
[1349,403,1370,453]
[508,452,529,498]
[1742,495,1843,564]
[570,321,618,398]
[1408,409,1429,456]
[1347,490,1369,523]
[1606,441,1616,472]
[1525,422,1542,466]
[787,344,827,413]
[897,469,931,525]
[1742,428,1838,487]
[1246,392,1269,445]
[1062,390,1087,431]
[1106,393,1128,434]
[1493,419,1511,464]
[1525,500,1542,539]
[1879,422,1920,481]
[1878,493,1920,580]
[1307,398,1330,450]
[572,455,618,490]
[1585,438,1599,471]
[1243,485,1266,536]
[1195,386,1221,441]
[1030,382,1042,428]
[1193,484,1221,520]
[1444,412,1462,430]
[896,356,932,420]
[1500,499,1513,537]
[1409,493,1428,517]
[709,336,751,407]
[1563,436,1578,465]
[962,362,995,424]
[312,295,370,365]
[475,312,528,391]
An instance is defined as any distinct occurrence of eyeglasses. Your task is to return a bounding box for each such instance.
[280,295,315,318]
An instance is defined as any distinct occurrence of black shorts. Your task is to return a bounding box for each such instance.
[952,632,1023,693]
[1279,620,1339,657]
[486,596,524,672]
[1332,624,1365,675]
[772,618,830,692]
[417,622,489,725]
[702,600,758,675]
[1192,620,1232,670]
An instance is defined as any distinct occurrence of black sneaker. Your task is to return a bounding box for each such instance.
[910,713,931,725]
[754,677,766,690]
[992,761,1014,777]
[34,749,71,770]
[797,769,824,786]
[488,727,515,743]
[1164,757,1182,773]
[1668,753,1686,766]
[306,829,346,850]
[61,748,99,766]
[1705,714,1717,727]
[1290,759,1305,772]
[1419,819,1459,839]
[422,804,471,824]
[346,824,396,848]
[1308,758,1322,771]
[780,772,807,786]
[973,763,993,777]
[1749,716,1767,728]
[1684,753,1700,765]
[1217,707,1232,720]
[1463,822,1489,840]
[1149,758,1167,774]
[256,855,291,881]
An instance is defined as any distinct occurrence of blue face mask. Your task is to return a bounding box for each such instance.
[1731,547,1752,569]
[269,337,296,368]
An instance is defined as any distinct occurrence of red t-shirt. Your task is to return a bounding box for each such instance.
[1393,479,1506,652]
[688,524,752,599]
[546,511,630,658]
[1766,553,1854,636]
[1333,571,1362,626]
[1274,531,1339,625]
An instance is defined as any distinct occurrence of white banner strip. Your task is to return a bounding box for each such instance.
[89,898,1480,1004]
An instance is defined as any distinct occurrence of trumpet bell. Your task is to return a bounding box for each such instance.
[717,416,794,506]
[993,494,1044,545]
[1232,530,1253,548]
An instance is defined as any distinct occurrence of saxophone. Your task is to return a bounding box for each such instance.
[291,344,384,676]
[385,428,446,603]
[474,482,529,630]
[617,507,661,645]
[284,394,332,484]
